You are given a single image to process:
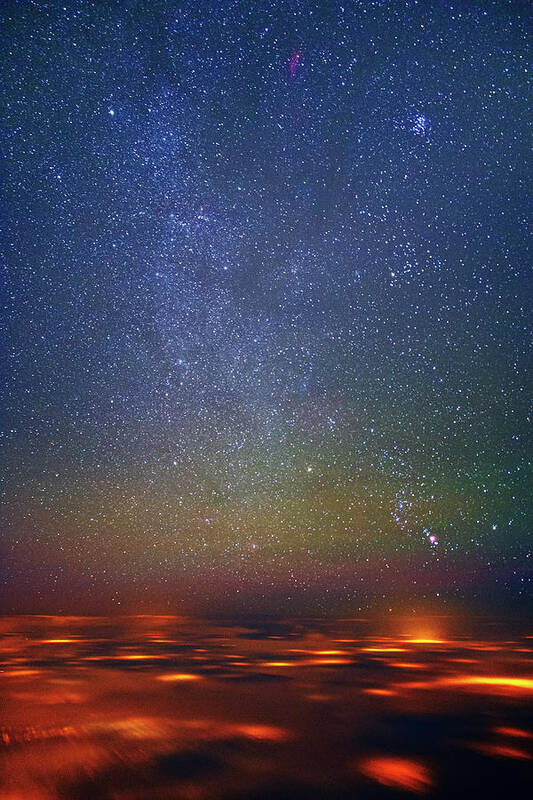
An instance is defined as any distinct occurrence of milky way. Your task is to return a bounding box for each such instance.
[2,0,531,614]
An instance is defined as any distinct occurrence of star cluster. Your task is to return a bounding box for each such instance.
[2,0,531,614]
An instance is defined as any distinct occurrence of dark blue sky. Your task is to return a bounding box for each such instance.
[2,0,531,614]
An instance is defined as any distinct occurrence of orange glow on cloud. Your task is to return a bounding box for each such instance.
[120,654,165,660]
[473,743,532,760]
[407,638,446,645]
[359,756,433,793]
[447,676,533,691]
[96,716,169,740]
[399,675,533,694]
[40,639,77,644]
[232,724,289,741]
[493,726,533,739]
[0,669,42,677]
[2,616,533,799]
[310,650,349,656]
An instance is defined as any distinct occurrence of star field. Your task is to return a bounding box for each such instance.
[2,0,531,614]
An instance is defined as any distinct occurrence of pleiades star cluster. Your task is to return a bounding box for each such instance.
[2,0,531,614]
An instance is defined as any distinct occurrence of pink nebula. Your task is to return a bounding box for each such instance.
[288,50,301,77]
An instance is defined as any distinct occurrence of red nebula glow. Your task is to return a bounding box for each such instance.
[288,50,301,77]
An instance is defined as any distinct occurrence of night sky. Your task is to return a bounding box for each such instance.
[2,0,531,615]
